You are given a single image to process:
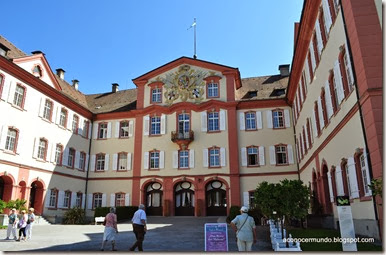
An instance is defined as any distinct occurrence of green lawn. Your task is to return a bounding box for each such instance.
[288,228,382,251]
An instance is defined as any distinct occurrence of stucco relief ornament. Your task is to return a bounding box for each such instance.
[162,65,206,105]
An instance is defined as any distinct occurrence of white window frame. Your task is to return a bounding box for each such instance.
[79,152,85,170]
[150,116,161,135]
[209,148,220,167]
[149,151,160,169]
[13,85,25,108]
[207,82,219,98]
[37,139,47,160]
[151,87,162,103]
[275,145,288,165]
[98,123,108,139]
[93,193,103,209]
[179,150,189,169]
[43,99,52,120]
[118,153,128,170]
[272,110,285,128]
[208,112,219,132]
[245,112,256,130]
[49,189,57,207]
[63,191,71,209]
[96,154,105,171]
[247,147,259,166]
[5,128,17,152]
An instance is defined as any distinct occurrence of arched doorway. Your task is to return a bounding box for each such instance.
[29,181,44,214]
[0,178,4,200]
[322,165,332,214]
[0,175,14,201]
[175,181,194,216]
[206,180,227,216]
[145,182,163,216]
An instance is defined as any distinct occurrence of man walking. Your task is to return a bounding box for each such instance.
[230,206,257,251]
[129,204,147,251]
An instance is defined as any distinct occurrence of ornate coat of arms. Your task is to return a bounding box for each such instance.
[161,65,207,105]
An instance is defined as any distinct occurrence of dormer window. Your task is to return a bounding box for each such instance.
[0,44,9,57]
[32,65,42,78]
[204,76,221,99]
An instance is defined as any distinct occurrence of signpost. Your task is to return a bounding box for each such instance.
[204,223,228,251]
[336,196,357,251]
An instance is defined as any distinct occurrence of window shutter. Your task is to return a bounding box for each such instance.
[299,83,304,103]
[102,193,107,207]
[75,151,80,169]
[159,151,165,169]
[104,154,109,170]
[172,151,178,169]
[87,194,93,209]
[38,97,45,117]
[115,122,120,138]
[203,149,209,167]
[90,155,96,171]
[127,153,132,170]
[129,120,134,137]
[125,193,130,206]
[324,80,333,119]
[7,81,15,103]
[82,194,86,209]
[344,43,354,86]
[85,154,89,171]
[309,44,316,71]
[259,146,265,166]
[88,122,92,139]
[107,122,112,139]
[347,157,359,198]
[243,192,250,207]
[93,123,98,139]
[287,145,294,164]
[32,137,39,158]
[317,96,325,129]
[112,154,118,171]
[256,111,263,129]
[327,172,335,202]
[110,194,115,207]
[304,125,309,150]
[362,150,371,196]
[269,146,276,165]
[71,192,76,208]
[58,190,64,208]
[239,112,245,131]
[335,166,345,196]
[161,114,166,134]
[300,133,305,157]
[1,78,10,101]
[284,109,290,128]
[66,111,72,130]
[241,147,247,167]
[78,118,83,135]
[201,112,207,132]
[296,143,300,163]
[311,110,318,138]
[266,110,273,128]
[219,110,226,131]
[304,61,311,85]
[220,147,226,167]
[143,152,149,170]
[0,125,7,149]
[62,147,69,167]
[333,60,345,104]
[315,19,323,56]
[322,0,332,33]
[44,191,51,208]
[143,115,149,136]
[189,149,195,168]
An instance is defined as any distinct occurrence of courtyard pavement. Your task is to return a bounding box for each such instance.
[0,216,272,253]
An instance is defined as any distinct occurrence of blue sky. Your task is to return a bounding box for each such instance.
[2,0,303,94]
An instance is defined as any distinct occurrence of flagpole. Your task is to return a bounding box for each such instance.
[193,17,197,59]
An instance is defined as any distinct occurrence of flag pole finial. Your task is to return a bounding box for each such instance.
[188,18,197,59]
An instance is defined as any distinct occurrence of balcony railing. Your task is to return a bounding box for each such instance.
[171,130,194,145]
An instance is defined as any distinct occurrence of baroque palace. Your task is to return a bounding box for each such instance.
[0,0,382,240]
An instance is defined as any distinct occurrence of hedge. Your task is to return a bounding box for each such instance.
[94,206,138,221]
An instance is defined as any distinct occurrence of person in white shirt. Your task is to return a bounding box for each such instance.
[129,204,147,251]
[230,206,257,251]
[26,208,35,240]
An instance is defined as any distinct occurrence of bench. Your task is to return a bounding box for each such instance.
[95,216,105,225]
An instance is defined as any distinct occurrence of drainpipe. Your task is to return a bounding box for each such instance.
[84,120,94,219]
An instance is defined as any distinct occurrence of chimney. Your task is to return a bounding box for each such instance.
[278,64,290,77]
[31,50,43,55]
[72,79,79,91]
[112,83,119,93]
[56,68,65,80]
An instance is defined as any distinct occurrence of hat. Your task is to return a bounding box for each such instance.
[240,206,249,213]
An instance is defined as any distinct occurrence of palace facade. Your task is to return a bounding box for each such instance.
[0,0,382,240]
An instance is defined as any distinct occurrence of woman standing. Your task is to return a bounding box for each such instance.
[100,207,118,251]
[16,210,28,242]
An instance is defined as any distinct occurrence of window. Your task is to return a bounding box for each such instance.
[359,154,370,195]
[5,128,18,152]
[179,150,189,169]
[32,65,42,78]
[59,108,67,127]
[75,193,82,208]
[82,120,89,138]
[314,102,321,136]
[247,147,259,166]
[345,163,352,196]
[319,9,328,45]
[43,99,53,121]
[306,118,312,147]
[328,72,338,113]
[72,115,79,134]
[68,148,75,168]
[49,189,58,208]
[272,110,285,128]
[245,112,256,130]
[275,145,288,165]
[307,53,314,80]
[150,151,160,169]
[178,113,190,134]
[120,121,129,138]
[55,144,63,165]
[96,154,105,171]
[207,82,219,98]
[151,87,162,103]
[150,116,161,135]
[93,193,103,209]
[98,123,108,139]
[339,47,354,97]
[79,152,85,170]
[63,191,71,209]
[13,84,25,108]
[37,139,47,160]
[209,148,220,167]
[115,193,125,207]
[312,34,320,66]
[118,153,127,170]
[321,89,328,124]
[208,112,219,132]
[0,74,4,97]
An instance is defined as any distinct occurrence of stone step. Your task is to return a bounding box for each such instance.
[34,216,51,225]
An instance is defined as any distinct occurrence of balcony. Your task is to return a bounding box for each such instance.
[171,130,194,148]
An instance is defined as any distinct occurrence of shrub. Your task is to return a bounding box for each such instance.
[63,207,85,224]
[248,207,263,225]
[6,199,27,212]
[0,200,6,214]
[226,205,241,224]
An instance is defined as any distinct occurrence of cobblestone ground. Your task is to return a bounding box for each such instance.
[0,216,271,252]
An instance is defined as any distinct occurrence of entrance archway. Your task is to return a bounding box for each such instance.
[29,181,44,214]
[0,175,14,201]
[145,182,163,216]
[206,180,227,216]
[175,181,194,216]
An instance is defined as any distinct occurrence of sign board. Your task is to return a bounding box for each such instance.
[204,223,228,251]
[336,196,357,251]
